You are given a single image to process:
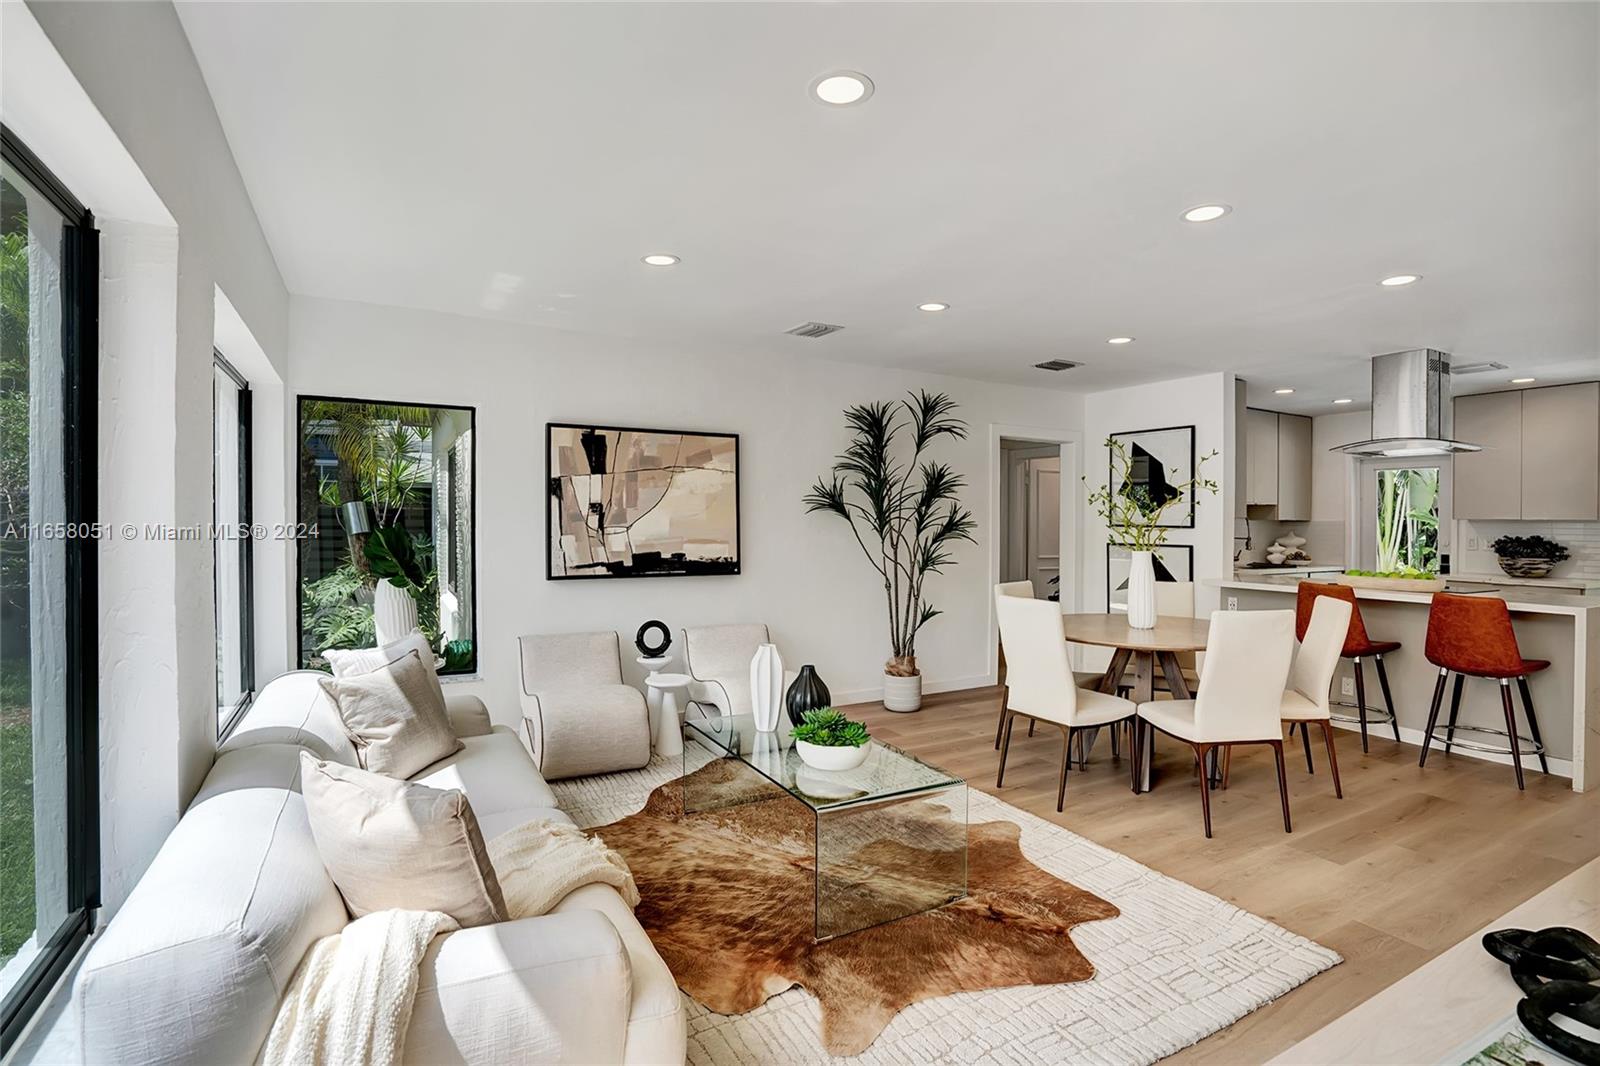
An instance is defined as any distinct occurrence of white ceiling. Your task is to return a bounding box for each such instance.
[175,1,1599,410]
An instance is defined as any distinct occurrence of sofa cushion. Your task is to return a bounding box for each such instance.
[75,744,347,1065]
[320,649,461,778]
[220,670,359,765]
[301,754,508,927]
[475,804,575,841]
[410,727,559,814]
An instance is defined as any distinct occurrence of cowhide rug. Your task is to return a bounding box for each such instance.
[587,760,1119,1056]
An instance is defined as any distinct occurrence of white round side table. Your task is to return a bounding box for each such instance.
[645,672,692,757]
[636,655,673,720]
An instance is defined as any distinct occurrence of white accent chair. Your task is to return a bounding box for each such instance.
[995,581,1104,748]
[518,631,651,779]
[994,595,1137,812]
[1135,610,1297,837]
[1281,595,1354,798]
[680,623,797,719]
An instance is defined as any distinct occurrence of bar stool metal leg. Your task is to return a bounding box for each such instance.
[1374,654,1401,743]
[1444,674,1465,754]
[1499,680,1525,790]
[1517,677,1550,775]
[1419,668,1448,767]
[1352,657,1370,752]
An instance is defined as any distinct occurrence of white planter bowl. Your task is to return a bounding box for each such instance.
[883,672,923,712]
[795,739,872,771]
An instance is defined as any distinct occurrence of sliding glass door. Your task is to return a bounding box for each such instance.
[0,130,98,1051]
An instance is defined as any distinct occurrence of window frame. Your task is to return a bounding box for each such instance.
[214,351,254,740]
[0,127,100,1055]
[294,394,477,675]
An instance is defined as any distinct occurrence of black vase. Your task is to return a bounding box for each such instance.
[785,665,831,727]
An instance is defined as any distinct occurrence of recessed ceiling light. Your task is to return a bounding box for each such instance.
[1333,398,1354,405]
[811,71,874,106]
[918,302,949,313]
[1511,377,1536,384]
[1182,204,1231,223]
[1379,274,1420,286]
[1274,387,1295,395]
[641,254,679,267]
[1107,336,1134,345]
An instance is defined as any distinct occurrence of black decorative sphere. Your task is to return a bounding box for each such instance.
[635,620,671,658]
[785,665,831,727]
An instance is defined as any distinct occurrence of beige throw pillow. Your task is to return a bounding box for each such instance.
[299,752,508,926]
[324,630,446,710]
[318,649,461,778]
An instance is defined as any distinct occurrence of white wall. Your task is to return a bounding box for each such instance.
[289,297,1086,714]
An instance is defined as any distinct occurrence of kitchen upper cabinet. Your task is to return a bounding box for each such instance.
[1521,383,1600,520]
[1454,383,1599,520]
[1454,391,1522,520]
[1244,408,1312,520]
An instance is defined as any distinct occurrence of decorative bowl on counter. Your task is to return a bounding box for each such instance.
[1336,570,1447,592]
[1497,557,1555,579]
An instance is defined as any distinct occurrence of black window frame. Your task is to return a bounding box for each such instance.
[294,394,477,675]
[0,127,100,1055]
[214,350,254,740]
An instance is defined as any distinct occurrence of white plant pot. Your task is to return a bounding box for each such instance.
[372,581,419,645]
[749,642,785,731]
[882,672,923,712]
[1127,550,1158,630]
[795,739,872,772]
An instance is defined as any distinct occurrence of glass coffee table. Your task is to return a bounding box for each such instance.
[682,711,967,941]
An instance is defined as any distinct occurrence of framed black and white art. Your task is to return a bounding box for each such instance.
[1106,544,1193,614]
[1109,424,1196,529]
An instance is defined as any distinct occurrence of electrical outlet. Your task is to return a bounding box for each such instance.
[1467,537,1479,550]
[1341,678,1355,696]
[1226,596,1238,610]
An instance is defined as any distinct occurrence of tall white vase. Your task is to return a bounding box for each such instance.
[1127,550,1158,630]
[749,643,785,731]
[373,581,419,644]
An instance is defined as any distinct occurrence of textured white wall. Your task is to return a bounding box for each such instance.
[288,297,1088,715]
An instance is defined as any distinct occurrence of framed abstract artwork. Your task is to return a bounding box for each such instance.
[1109,424,1196,528]
[1106,543,1193,614]
[547,422,740,580]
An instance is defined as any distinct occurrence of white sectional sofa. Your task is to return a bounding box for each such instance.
[66,671,686,1064]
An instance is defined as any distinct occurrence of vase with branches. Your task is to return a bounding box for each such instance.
[804,391,976,711]
[1086,436,1217,628]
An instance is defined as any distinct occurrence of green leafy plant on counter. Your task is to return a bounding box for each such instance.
[1344,569,1435,579]
[790,708,870,748]
[1490,535,1570,562]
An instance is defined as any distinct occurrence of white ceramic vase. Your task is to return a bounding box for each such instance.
[749,642,785,731]
[883,672,922,712]
[372,581,419,644]
[1127,550,1158,630]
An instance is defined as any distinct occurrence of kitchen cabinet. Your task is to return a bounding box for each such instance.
[1454,383,1599,521]
[1245,408,1312,520]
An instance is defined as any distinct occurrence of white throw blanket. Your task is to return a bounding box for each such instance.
[262,820,637,1066]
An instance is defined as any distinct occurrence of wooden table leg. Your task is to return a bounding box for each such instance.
[1132,652,1156,793]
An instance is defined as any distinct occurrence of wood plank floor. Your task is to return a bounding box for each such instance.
[842,685,1600,1063]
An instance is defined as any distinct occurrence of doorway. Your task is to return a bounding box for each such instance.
[1001,443,1063,600]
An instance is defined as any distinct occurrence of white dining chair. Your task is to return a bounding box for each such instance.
[995,581,1104,750]
[995,595,1137,811]
[1281,595,1354,798]
[1134,609,1297,837]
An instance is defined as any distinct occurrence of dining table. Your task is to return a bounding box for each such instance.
[1061,612,1211,792]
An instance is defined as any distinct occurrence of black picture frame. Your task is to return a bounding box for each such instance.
[1106,543,1194,614]
[1109,424,1197,529]
[546,421,741,581]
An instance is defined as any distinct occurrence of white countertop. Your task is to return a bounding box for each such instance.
[1212,575,1600,616]
[1448,570,1600,591]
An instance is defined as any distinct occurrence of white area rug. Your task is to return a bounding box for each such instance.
[553,756,1340,1065]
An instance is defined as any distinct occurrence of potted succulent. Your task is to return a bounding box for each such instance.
[790,708,873,771]
[1490,535,1570,579]
[804,391,976,712]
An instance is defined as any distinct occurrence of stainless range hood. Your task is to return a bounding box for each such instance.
[1334,349,1482,457]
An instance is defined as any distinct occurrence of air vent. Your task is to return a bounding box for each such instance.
[1033,359,1081,372]
[783,321,845,339]
[1452,360,1509,375]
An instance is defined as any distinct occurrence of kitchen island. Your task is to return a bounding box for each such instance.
[1210,575,1600,791]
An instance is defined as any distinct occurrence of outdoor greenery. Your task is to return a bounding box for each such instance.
[1,660,34,961]
[1375,468,1440,573]
[789,708,871,748]
[804,391,976,679]
[1490,534,1570,562]
[1086,436,1218,551]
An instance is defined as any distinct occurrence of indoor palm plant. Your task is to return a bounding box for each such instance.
[804,391,976,712]
[1086,436,1216,629]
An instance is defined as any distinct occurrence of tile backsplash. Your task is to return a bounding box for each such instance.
[1456,519,1600,579]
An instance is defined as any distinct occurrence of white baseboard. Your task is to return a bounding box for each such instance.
[1325,715,1573,779]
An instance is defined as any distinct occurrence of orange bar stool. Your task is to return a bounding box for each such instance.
[1418,592,1550,790]
[1294,581,1402,752]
